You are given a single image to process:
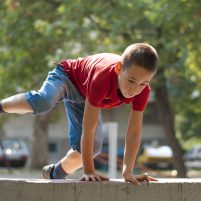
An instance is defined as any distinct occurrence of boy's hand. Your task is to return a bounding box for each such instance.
[79,172,109,182]
[122,172,158,185]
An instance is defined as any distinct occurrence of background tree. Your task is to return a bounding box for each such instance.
[0,1,70,168]
[0,0,200,174]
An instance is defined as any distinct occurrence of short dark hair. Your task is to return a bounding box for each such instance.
[121,43,159,72]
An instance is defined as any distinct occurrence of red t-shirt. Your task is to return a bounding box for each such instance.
[58,53,150,111]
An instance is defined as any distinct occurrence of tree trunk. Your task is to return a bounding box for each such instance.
[30,114,50,169]
[155,69,187,177]
[0,117,6,140]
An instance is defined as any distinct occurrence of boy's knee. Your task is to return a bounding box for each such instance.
[25,91,55,115]
[37,97,53,114]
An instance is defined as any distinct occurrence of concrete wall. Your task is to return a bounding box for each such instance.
[1,178,201,201]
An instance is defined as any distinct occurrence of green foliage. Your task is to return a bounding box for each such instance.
[0,1,69,95]
[0,0,200,140]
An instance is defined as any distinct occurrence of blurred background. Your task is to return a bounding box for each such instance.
[0,0,200,179]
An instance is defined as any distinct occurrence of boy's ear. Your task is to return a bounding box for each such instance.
[115,62,122,74]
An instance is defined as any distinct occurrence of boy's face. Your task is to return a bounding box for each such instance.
[116,62,155,98]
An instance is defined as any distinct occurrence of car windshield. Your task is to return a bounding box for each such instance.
[1,141,22,150]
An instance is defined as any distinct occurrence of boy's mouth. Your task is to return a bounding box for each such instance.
[124,93,135,98]
[125,90,140,98]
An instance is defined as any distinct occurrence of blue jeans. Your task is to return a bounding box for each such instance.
[25,65,103,157]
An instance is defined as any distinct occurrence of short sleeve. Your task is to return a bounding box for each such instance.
[132,85,151,111]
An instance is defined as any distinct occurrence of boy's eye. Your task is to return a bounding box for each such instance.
[140,83,146,86]
[128,80,134,83]
[128,79,148,86]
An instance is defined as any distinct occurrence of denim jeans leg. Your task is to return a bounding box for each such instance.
[25,65,70,115]
[64,100,103,157]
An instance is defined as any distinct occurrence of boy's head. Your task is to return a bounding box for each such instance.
[116,43,159,98]
[121,43,158,72]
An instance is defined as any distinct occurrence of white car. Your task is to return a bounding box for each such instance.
[0,139,30,167]
[184,145,201,169]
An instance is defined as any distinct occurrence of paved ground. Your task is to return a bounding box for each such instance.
[0,167,83,179]
[0,167,201,180]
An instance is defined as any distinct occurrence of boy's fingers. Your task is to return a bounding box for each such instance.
[99,175,109,181]
[135,175,145,181]
[79,176,85,181]
[79,174,109,182]
[148,176,158,181]
[144,174,150,181]
[142,173,158,182]
[95,175,101,181]
[136,173,158,182]
[91,176,96,181]
[135,175,148,182]
[124,177,140,186]
[130,178,140,186]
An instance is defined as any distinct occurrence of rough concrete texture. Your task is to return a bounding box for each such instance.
[1,178,201,201]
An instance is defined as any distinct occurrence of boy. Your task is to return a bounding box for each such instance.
[0,43,158,185]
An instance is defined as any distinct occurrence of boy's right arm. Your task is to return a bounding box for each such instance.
[80,98,108,181]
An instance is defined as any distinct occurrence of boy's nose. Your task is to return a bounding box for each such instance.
[131,84,140,92]
[130,85,142,95]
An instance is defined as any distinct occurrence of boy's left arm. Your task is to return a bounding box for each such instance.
[122,109,158,185]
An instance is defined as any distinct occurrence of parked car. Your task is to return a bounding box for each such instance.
[137,143,174,169]
[184,145,201,169]
[0,139,30,168]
